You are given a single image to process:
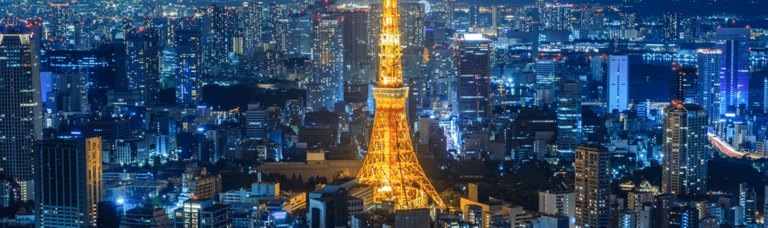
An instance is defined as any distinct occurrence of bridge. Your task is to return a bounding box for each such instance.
[708,133,764,160]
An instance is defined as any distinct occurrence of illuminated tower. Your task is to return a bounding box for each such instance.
[661,101,707,196]
[357,0,445,210]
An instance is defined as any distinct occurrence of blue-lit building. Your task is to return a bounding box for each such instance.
[608,55,628,113]
[696,49,722,123]
[557,80,582,154]
[716,27,750,113]
[175,29,202,104]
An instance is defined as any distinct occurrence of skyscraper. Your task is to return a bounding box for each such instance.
[35,137,102,227]
[697,49,722,122]
[608,55,628,113]
[575,145,610,228]
[670,67,699,104]
[175,29,202,104]
[309,14,344,112]
[0,33,43,182]
[739,183,757,225]
[662,12,681,41]
[126,27,161,105]
[661,101,707,196]
[456,33,491,123]
[716,27,750,112]
[557,80,582,154]
[339,9,371,84]
[207,5,239,68]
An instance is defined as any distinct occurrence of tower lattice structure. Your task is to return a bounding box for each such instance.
[356,0,445,210]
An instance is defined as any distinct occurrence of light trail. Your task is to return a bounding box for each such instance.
[708,133,764,160]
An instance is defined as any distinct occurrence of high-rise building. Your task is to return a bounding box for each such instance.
[245,104,268,140]
[126,27,161,105]
[662,12,680,41]
[535,59,559,87]
[763,186,768,226]
[35,137,102,227]
[207,5,239,68]
[608,55,628,113]
[697,49,722,122]
[456,33,491,123]
[670,67,699,104]
[0,33,43,182]
[540,3,574,31]
[242,1,264,55]
[575,145,610,228]
[309,14,344,112]
[661,101,707,196]
[765,77,768,114]
[716,27,750,112]
[557,80,582,154]
[339,9,371,83]
[739,183,757,225]
[175,29,202,104]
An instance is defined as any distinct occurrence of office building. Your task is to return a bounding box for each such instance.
[716,27,750,112]
[309,15,344,112]
[0,33,43,182]
[739,183,757,225]
[35,137,102,227]
[175,29,202,104]
[535,59,559,87]
[696,49,722,122]
[575,145,610,228]
[557,80,582,154]
[339,9,371,83]
[126,27,161,105]
[608,55,628,113]
[661,102,707,196]
[670,67,699,104]
[456,33,491,123]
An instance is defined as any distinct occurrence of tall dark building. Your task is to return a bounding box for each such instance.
[575,145,610,228]
[35,137,102,227]
[339,9,370,84]
[661,102,707,196]
[739,183,757,225]
[175,29,203,104]
[670,67,699,104]
[126,27,161,105]
[456,33,491,124]
[0,33,43,182]
[557,80,582,154]
[716,27,750,112]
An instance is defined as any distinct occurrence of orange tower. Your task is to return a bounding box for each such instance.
[356,0,445,210]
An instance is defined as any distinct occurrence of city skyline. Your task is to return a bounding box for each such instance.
[0,0,767,227]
